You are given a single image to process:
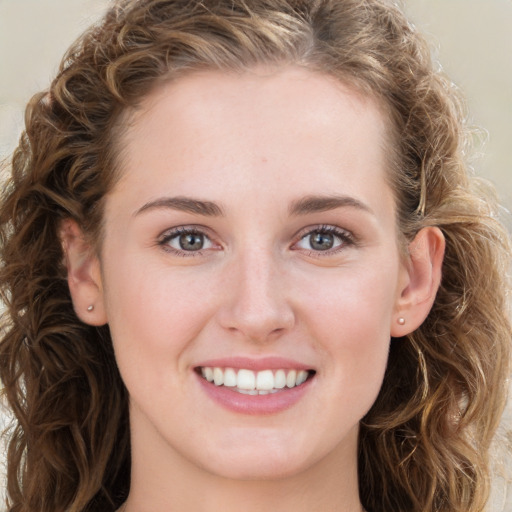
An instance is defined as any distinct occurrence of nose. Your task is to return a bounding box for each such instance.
[216,249,295,343]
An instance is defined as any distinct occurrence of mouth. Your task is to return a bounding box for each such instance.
[196,366,316,395]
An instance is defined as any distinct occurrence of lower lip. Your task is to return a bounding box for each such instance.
[196,374,314,415]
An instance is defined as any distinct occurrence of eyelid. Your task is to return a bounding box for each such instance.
[291,224,356,255]
[157,225,221,256]
[155,223,356,257]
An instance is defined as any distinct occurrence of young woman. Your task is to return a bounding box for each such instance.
[0,1,510,511]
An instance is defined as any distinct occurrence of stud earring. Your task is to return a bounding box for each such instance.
[87,305,94,312]
[398,317,406,325]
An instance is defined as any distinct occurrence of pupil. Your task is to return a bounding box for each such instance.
[179,233,204,251]
[310,232,334,250]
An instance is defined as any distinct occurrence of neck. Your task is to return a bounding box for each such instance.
[125,414,363,512]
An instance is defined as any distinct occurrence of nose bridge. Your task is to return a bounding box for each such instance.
[219,244,294,341]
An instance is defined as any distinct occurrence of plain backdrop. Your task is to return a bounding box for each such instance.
[1,0,511,210]
[0,1,511,510]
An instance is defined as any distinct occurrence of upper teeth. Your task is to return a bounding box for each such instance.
[200,367,309,393]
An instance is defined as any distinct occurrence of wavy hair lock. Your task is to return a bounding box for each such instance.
[0,1,510,511]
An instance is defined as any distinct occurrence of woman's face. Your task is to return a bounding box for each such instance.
[96,67,410,480]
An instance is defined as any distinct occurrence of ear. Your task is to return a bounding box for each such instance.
[59,219,108,326]
[391,226,445,337]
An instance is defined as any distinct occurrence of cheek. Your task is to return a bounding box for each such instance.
[298,260,399,341]
[102,256,220,372]
[297,262,399,402]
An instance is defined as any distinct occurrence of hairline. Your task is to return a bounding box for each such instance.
[94,63,407,256]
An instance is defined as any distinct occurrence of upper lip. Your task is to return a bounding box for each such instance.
[195,356,313,372]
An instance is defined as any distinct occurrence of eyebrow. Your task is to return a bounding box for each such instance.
[134,194,373,218]
[288,194,374,216]
[134,196,224,217]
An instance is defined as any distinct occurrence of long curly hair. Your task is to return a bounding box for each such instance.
[0,1,510,511]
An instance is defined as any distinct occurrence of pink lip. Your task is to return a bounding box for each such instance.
[195,356,312,371]
[196,374,314,415]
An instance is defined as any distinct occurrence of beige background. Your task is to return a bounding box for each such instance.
[0,0,511,209]
[0,0,511,510]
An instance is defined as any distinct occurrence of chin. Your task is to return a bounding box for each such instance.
[200,453,309,481]
[192,432,323,481]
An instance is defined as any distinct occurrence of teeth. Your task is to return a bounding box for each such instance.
[256,369,274,391]
[296,370,308,386]
[199,367,312,392]
[286,370,297,388]
[203,367,214,382]
[224,367,237,387]
[237,369,256,390]
[213,367,223,386]
[274,369,286,389]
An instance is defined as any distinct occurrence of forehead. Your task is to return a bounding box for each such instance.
[129,66,388,143]
[112,66,394,219]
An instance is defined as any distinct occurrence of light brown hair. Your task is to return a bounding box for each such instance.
[1,1,510,511]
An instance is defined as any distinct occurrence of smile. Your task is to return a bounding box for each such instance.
[198,367,314,394]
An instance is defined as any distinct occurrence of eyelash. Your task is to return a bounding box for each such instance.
[292,224,356,257]
[157,224,356,257]
[158,226,216,257]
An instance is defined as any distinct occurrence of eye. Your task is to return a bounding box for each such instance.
[294,226,354,253]
[159,227,215,254]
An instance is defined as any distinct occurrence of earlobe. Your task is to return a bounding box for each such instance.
[59,219,108,326]
[391,226,445,337]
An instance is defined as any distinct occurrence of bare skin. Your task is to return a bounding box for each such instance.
[63,67,444,512]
